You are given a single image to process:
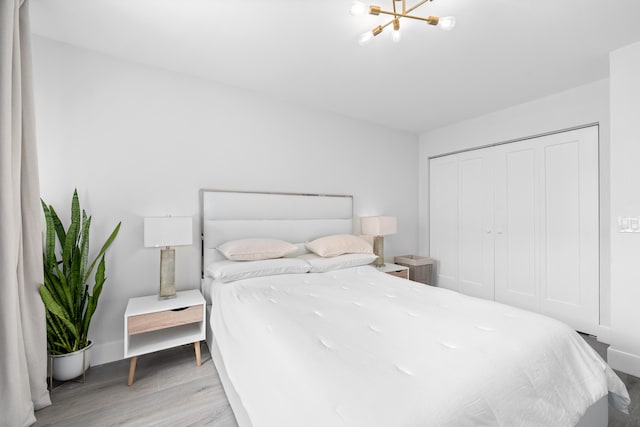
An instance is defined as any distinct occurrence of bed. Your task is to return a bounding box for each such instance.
[200,190,629,427]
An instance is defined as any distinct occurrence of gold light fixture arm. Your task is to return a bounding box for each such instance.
[370,1,439,25]
[370,0,433,16]
[402,0,433,16]
[368,15,395,35]
[373,9,440,25]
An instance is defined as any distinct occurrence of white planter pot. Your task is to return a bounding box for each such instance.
[51,342,93,381]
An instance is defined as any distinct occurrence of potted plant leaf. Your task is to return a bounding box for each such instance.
[39,189,121,381]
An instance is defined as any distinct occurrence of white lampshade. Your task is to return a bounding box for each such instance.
[361,216,397,236]
[144,216,193,248]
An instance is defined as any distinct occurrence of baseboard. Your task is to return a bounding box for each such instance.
[91,339,124,366]
[607,347,640,377]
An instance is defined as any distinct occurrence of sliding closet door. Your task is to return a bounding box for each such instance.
[429,155,459,291]
[457,148,495,300]
[494,127,599,334]
[429,148,494,299]
[493,142,540,312]
[540,127,599,334]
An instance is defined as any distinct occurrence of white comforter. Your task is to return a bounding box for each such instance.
[210,266,629,427]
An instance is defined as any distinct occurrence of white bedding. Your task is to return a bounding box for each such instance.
[210,266,629,427]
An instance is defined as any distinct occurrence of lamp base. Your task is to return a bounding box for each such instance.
[159,248,177,299]
[373,235,385,267]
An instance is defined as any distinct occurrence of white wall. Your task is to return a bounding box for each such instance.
[418,79,612,334]
[608,40,640,377]
[32,36,419,365]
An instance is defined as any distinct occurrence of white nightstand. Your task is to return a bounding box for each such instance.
[124,289,205,386]
[376,263,409,279]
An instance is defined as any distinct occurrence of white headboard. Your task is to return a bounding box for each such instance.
[200,190,354,276]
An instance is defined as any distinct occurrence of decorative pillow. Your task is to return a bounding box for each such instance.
[305,234,373,257]
[217,238,297,261]
[299,253,377,273]
[206,258,311,283]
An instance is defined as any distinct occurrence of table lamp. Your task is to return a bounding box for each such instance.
[144,216,193,299]
[361,216,397,267]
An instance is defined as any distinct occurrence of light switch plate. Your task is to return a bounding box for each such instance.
[618,216,640,233]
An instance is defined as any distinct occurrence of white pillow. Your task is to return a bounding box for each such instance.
[206,258,311,283]
[305,234,373,257]
[299,253,377,273]
[284,242,311,258]
[217,238,297,261]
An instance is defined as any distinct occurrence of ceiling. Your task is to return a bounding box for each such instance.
[29,0,640,134]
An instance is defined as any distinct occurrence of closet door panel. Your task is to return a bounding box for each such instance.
[539,128,599,334]
[544,141,581,303]
[458,148,494,300]
[429,156,459,291]
[495,146,540,312]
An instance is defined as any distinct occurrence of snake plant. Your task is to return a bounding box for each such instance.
[39,190,121,355]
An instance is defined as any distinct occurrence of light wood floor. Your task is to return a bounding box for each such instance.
[35,338,639,426]
[34,344,238,426]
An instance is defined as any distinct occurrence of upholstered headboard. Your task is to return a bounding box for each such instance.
[200,190,354,276]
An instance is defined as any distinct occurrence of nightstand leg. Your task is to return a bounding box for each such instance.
[127,356,138,386]
[194,341,201,367]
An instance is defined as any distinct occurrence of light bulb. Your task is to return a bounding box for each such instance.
[392,19,401,43]
[349,1,366,16]
[358,31,374,45]
[438,16,456,31]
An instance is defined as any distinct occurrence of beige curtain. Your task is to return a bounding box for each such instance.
[0,0,51,425]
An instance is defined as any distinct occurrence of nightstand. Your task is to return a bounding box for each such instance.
[124,289,205,386]
[376,263,409,279]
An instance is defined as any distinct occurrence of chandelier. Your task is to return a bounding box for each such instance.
[350,0,455,45]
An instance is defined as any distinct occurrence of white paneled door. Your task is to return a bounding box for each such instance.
[429,147,495,300]
[430,126,599,335]
[457,148,495,300]
[493,143,540,312]
[494,127,599,334]
[429,155,459,291]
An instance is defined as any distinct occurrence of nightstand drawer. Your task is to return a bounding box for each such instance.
[128,305,203,335]
[387,270,409,279]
